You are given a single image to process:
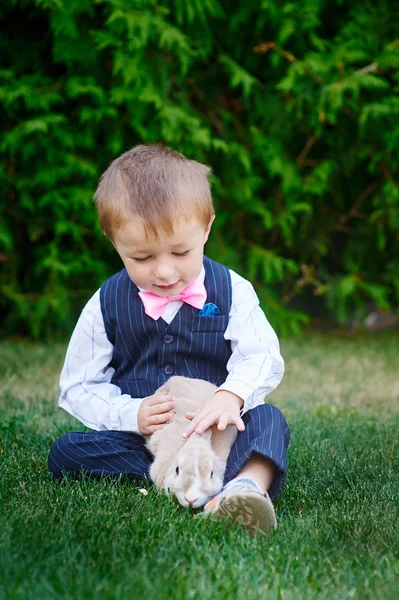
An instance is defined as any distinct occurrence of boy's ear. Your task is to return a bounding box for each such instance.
[204,214,215,242]
[103,230,117,249]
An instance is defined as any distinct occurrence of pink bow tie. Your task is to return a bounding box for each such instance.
[138,276,207,320]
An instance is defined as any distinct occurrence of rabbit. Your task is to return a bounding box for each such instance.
[145,376,238,509]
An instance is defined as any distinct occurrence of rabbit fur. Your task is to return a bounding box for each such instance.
[145,376,238,508]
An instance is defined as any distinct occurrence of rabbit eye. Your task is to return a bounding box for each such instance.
[175,466,179,475]
[210,470,213,478]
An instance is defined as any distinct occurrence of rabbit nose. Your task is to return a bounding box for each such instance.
[185,496,198,506]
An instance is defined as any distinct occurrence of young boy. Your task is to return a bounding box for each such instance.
[48,145,290,534]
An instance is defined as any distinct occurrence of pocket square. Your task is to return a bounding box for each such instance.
[198,302,221,317]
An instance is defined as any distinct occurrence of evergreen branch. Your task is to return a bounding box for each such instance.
[207,109,225,136]
[0,289,98,301]
[35,83,64,93]
[339,178,384,226]
[255,42,359,123]
[296,134,317,167]
[254,42,325,85]
[1,1,398,336]
[356,63,378,76]
[254,42,394,124]
[317,224,355,235]
[301,160,324,166]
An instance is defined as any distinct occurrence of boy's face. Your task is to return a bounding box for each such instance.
[111,216,215,295]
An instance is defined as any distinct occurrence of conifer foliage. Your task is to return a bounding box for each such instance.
[1,0,398,337]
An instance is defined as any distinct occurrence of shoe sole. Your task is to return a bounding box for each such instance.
[205,489,277,534]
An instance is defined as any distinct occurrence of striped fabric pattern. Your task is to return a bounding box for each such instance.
[100,255,233,397]
[48,403,290,500]
[223,404,290,499]
[48,431,153,481]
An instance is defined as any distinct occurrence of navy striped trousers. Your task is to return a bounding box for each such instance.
[48,404,290,500]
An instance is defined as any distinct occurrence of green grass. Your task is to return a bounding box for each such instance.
[0,334,398,599]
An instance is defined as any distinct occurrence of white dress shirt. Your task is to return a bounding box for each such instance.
[59,266,284,433]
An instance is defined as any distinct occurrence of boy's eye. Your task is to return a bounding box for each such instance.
[132,250,190,263]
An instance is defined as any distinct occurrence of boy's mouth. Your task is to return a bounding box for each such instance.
[155,281,180,290]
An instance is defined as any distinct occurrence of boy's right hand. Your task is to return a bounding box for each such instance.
[137,390,175,435]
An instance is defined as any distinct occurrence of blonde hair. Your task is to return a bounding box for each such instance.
[94,145,214,239]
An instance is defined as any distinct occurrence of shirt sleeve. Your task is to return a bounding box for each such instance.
[58,289,145,433]
[217,270,285,414]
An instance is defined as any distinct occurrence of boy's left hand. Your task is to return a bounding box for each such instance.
[183,390,245,438]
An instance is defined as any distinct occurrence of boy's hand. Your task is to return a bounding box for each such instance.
[138,390,175,435]
[183,390,245,438]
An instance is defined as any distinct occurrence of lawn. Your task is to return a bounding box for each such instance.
[0,333,398,599]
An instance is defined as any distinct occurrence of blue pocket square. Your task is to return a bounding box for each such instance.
[198,302,221,317]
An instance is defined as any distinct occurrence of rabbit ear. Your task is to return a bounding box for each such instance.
[146,429,162,456]
[150,456,173,489]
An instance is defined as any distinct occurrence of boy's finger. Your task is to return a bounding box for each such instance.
[148,423,170,433]
[148,412,173,425]
[182,414,202,438]
[217,414,229,431]
[184,410,199,421]
[184,413,245,437]
[148,393,174,406]
[191,414,217,436]
[234,416,246,431]
[150,401,175,415]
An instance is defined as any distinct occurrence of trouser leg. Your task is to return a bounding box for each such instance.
[48,430,154,482]
[223,404,290,500]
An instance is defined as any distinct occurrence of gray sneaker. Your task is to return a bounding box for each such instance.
[203,481,277,534]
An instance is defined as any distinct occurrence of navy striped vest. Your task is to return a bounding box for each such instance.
[100,256,233,398]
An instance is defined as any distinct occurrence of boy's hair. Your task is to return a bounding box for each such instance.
[94,145,214,239]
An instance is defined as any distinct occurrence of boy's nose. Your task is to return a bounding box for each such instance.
[154,262,175,280]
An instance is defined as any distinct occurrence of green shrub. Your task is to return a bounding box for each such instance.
[1,0,398,337]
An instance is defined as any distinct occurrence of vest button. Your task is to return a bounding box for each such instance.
[163,334,174,344]
[164,365,174,375]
